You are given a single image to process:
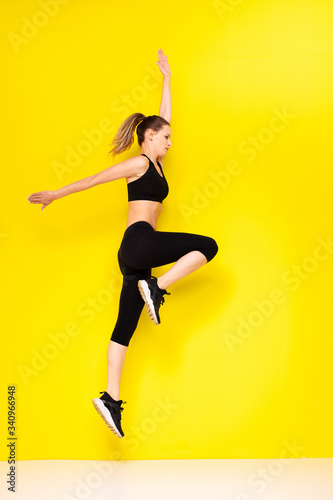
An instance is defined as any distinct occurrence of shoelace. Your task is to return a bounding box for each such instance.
[99,392,127,413]
[158,290,171,307]
[151,276,170,307]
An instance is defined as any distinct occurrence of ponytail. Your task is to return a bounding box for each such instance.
[108,113,170,158]
[108,113,145,158]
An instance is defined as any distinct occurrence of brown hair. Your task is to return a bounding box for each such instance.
[108,113,170,158]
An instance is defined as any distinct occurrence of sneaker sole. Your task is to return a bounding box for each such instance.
[138,280,160,325]
[92,398,124,438]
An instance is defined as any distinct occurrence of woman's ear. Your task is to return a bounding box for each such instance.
[146,128,154,141]
[144,127,155,141]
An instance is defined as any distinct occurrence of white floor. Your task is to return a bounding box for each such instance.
[0,458,332,500]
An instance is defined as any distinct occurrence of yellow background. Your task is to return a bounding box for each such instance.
[1,0,333,460]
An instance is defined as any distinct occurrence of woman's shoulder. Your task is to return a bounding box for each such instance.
[125,154,150,184]
[134,154,150,169]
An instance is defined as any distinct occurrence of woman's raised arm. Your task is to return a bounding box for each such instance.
[157,49,171,123]
[27,155,147,211]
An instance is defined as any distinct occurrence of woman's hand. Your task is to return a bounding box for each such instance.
[27,190,56,211]
[156,49,171,78]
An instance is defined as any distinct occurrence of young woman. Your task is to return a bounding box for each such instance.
[27,49,218,438]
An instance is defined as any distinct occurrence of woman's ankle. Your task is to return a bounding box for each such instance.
[156,277,167,291]
[105,389,120,401]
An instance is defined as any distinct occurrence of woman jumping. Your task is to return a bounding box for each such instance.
[27,49,218,438]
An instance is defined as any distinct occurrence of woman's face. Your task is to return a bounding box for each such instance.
[148,125,171,156]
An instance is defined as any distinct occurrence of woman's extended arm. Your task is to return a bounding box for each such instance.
[157,49,171,123]
[27,155,146,211]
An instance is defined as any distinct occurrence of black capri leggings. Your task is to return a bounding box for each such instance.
[110,221,218,346]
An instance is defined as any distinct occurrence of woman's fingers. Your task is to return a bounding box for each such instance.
[157,49,171,76]
[158,48,166,63]
[28,192,41,201]
[28,194,42,203]
[27,191,54,206]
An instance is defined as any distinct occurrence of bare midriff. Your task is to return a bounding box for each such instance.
[126,200,162,231]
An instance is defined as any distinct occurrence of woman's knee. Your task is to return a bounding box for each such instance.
[203,237,218,263]
[110,329,131,347]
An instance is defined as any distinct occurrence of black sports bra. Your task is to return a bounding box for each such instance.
[127,154,169,203]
